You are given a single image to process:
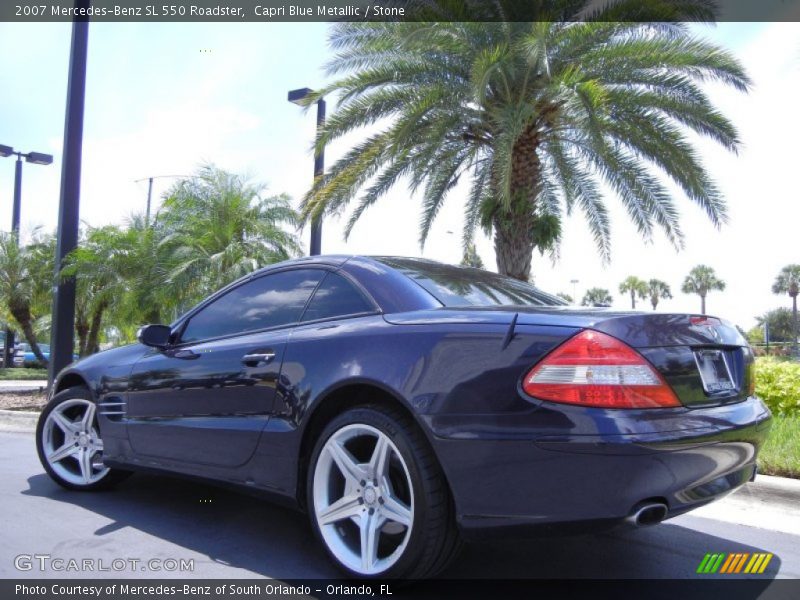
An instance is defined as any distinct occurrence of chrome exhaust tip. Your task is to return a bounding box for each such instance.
[626,502,668,527]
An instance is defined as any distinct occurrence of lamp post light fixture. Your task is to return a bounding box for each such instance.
[288,87,326,256]
[0,145,54,368]
[0,145,54,233]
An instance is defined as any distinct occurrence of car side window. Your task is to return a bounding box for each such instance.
[301,271,374,322]
[180,269,325,343]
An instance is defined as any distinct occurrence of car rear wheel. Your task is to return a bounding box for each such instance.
[307,405,461,578]
[36,387,130,491]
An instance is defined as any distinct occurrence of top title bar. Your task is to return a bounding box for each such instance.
[2,0,799,23]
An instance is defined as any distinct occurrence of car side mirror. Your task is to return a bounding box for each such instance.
[137,324,173,349]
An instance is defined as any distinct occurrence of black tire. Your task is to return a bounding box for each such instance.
[36,386,130,491]
[306,404,462,579]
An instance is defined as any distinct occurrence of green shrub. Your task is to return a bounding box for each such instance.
[755,357,800,416]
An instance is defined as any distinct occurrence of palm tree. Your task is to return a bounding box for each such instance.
[682,265,725,315]
[160,165,301,307]
[646,279,673,311]
[63,225,131,356]
[300,4,748,281]
[755,308,794,344]
[619,276,648,309]
[460,243,484,269]
[62,215,177,347]
[581,287,612,307]
[0,232,51,365]
[772,264,800,349]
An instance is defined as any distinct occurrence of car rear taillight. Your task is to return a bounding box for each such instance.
[523,330,681,409]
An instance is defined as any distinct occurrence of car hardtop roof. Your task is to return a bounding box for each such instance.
[247,254,468,277]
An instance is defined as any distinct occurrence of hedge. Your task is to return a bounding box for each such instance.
[755,357,800,416]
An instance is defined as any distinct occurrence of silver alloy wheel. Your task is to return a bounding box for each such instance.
[313,424,414,575]
[41,398,109,486]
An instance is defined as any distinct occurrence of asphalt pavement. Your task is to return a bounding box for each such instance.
[1,431,798,582]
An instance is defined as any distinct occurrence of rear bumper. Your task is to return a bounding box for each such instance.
[427,396,772,540]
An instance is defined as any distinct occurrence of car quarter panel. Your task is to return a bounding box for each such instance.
[249,315,581,499]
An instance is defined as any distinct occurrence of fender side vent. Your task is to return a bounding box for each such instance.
[98,397,127,421]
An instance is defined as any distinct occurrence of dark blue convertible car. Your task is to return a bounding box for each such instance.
[36,256,771,578]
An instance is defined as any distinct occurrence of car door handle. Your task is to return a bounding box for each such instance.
[173,348,200,360]
[241,352,275,367]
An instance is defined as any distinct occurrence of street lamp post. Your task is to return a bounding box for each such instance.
[288,87,325,256]
[49,2,90,386]
[0,145,53,368]
[570,279,580,304]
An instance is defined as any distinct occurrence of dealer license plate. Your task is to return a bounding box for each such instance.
[694,349,736,393]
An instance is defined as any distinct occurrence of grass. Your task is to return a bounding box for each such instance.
[0,367,48,381]
[758,416,800,479]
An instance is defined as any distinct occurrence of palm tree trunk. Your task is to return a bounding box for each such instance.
[701,293,706,315]
[651,296,657,310]
[76,318,89,357]
[493,212,535,281]
[86,301,108,355]
[793,293,798,353]
[493,127,541,281]
[630,291,636,309]
[9,302,47,367]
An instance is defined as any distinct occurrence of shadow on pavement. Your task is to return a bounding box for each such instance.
[24,471,780,580]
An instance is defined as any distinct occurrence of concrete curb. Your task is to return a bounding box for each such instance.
[0,380,48,392]
[689,474,800,535]
[733,474,800,509]
[0,409,39,433]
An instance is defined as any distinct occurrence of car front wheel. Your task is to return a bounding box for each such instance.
[307,405,461,578]
[36,387,129,491]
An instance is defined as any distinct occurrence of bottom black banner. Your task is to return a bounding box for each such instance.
[3,579,800,600]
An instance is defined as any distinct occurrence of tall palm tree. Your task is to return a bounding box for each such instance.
[646,279,672,311]
[0,232,50,365]
[619,276,648,309]
[581,287,612,307]
[300,3,748,281]
[682,265,725,315]
[160,165,301,307]
[772,264,800,349]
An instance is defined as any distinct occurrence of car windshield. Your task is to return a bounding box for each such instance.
[374,257,566,307]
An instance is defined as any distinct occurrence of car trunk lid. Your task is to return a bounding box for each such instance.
[385,307,753,408]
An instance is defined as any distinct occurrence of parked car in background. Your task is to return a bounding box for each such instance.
[13,343,50,368]
[37,256,771,578]
[13,343,77,368]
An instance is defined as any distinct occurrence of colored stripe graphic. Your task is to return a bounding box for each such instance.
[696,554,712,573]
[699,553,774,575]
[698,553,725,574]
[734,553,749,573]
[758,554,773,574]
[720,553,736,573]
[745,554,760,574]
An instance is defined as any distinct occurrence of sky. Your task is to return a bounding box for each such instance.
[0,20,797,331]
